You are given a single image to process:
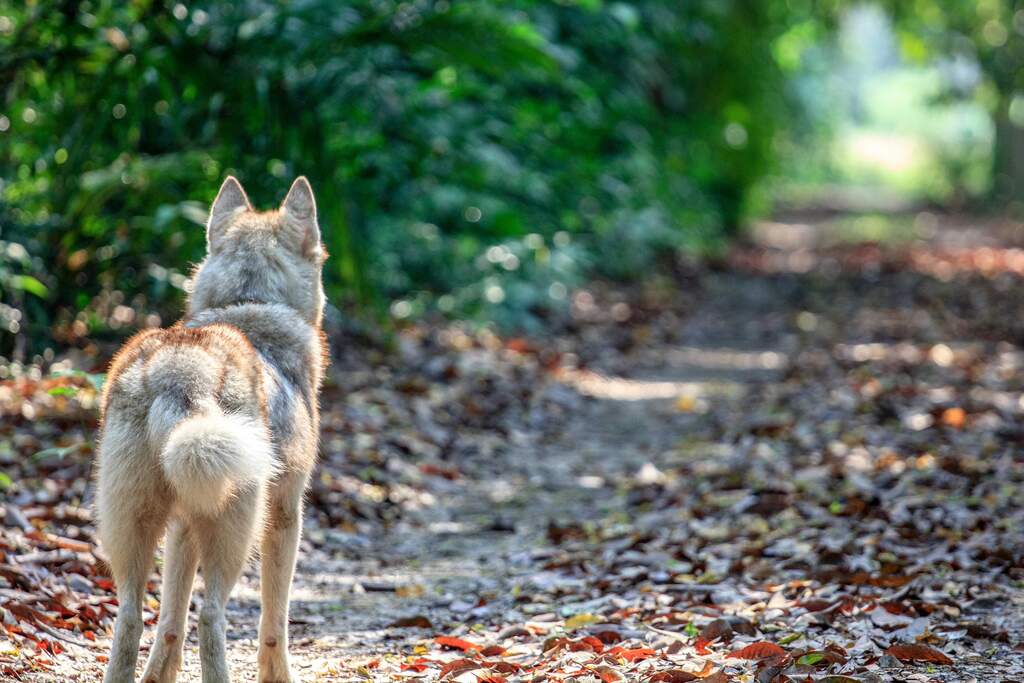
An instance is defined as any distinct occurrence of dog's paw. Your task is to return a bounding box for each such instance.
[258,658,298,683]
[260,676,299,683]
[139,638,182,683]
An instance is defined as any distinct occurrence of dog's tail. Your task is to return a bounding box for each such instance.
[151,398,275,516]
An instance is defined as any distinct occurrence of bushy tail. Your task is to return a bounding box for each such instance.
[155,404,275,516]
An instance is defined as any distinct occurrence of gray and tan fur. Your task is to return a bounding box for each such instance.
[95,176,328,683]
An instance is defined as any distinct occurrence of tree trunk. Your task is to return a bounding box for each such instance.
[992,96,1024,207]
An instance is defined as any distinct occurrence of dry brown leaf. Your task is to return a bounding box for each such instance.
[646,669,698,682]
[884,643,953,665]
[438,658,479,678]
[725,641,785,660]
[387,615,433,629]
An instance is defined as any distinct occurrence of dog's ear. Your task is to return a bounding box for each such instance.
[207,176,251,252]
[279,176,322,260]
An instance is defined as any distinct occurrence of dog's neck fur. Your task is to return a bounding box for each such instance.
[185,219,326,331]
[186,175,326,329]
[182,176,327,390]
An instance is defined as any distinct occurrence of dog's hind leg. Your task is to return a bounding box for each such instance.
[102,517,165,683]
[140,520,199,683]
[195,486,264,683]
[98,418,169,683]
[258,470,308,683]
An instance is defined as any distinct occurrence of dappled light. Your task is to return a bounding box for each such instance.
[556,344,790,403]
[12,213,1024,679]
[5,1,1024,682]
[560,371,738,402]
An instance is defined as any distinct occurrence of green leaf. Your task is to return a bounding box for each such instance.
[564,613,601,631]
[797,652,825,666]
[11,275,48,298]
[0,472,12,490]
[31,445,82,462]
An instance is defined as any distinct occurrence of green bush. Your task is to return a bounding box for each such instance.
[1,0,794,355]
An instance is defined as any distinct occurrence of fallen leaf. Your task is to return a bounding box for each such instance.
[884,643,953,665]
[695,618,733,653]
[607,646,657,662]
[565,613,601,630]
[388,615,433,629]
[941,407,966,429]
[569,635,605,653]
[592,664,627,682]
[726,642,785,660]
[435,635,479,652]
[675,396,697,412]
[647,669,698,682]
[701,672,731,683]
[438,658,480,678]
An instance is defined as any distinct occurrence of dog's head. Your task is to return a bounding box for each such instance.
[188,176,327,326]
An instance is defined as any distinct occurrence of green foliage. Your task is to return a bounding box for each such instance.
[766,4,1002,209]
[1,0,797,353]
[880,0,1024,202]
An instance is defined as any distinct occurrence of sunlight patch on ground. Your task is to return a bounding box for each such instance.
[661,346,787,372]
[751,221,817,249]
[557,369,747,402]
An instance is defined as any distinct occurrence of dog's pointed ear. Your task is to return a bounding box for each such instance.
[207,176,251,251]
[279,176,322,260]
[281,176,316,221]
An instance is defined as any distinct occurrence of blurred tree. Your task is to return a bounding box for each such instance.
[1,0,806,356]
[883,0,1024,202]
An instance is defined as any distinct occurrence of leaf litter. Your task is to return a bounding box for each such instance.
[2,215,1024,681]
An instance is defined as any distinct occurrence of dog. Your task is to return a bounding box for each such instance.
[95,176,328,683]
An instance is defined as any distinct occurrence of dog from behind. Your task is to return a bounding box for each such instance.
[96,176,327,683]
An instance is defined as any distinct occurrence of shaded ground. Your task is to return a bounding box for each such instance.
[3,212,1024,681]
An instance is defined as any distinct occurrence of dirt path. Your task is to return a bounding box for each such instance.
[258,268,798,680]
[212,219,1024,681]
[10,214,1024,682]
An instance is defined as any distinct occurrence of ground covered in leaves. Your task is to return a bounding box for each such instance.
[3,213,1024,682]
